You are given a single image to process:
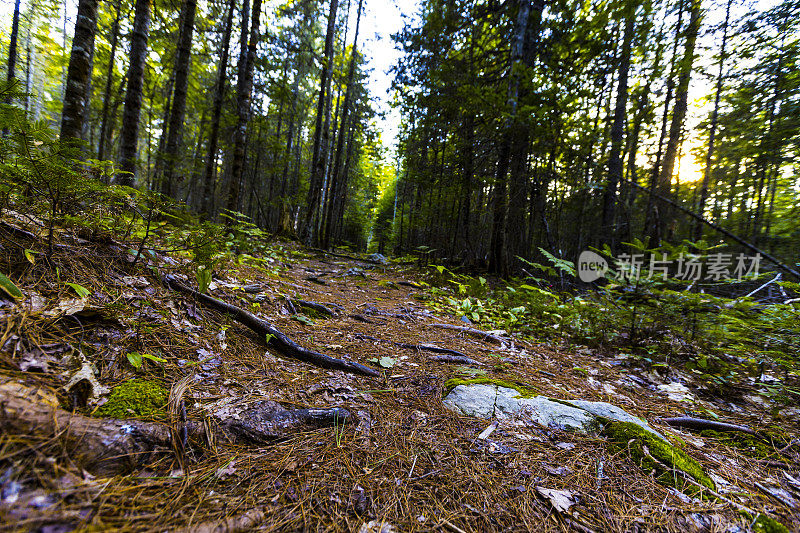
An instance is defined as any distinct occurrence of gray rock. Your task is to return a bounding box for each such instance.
[443,384,598,432]
[565,399,665,439]
[368,253,388,265]
[443,383,660,437]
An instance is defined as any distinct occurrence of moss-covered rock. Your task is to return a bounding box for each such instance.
[95,379,168,420]
[603,420,715,492]
[443,377,537,397]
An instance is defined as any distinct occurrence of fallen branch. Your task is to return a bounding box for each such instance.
[354,333,477,362]
[429,323,507,346]
[661,417,759,438]
[164,275,378,377]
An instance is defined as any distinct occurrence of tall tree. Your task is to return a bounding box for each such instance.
[60,0,99,142]
[201,0,236,216]
[6,0,21,87]
[321,0,364,249]
[693,0,731,240]
[302,0,339,243]
[98,0,123,162]
[224,0,262,214]
[600,3,636,247]
[117,0,152,186]
[162,0,198,198]
[651,0,702,243]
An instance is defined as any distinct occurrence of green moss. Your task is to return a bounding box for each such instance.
[750,513,791,533]
[602,420,715,492]
[699,430,775,458]
[95,379,168,420]
[443,377,537,398]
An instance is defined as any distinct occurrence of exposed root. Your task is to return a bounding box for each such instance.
[164,275,379,377]
[429,323,508,345]
[662,417,760,438]
[354,333,472,359]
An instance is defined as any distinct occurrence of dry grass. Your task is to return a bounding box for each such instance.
[0,220,798,532]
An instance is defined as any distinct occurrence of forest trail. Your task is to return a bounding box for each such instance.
[1,218,798,532]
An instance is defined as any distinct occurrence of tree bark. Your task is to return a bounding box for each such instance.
[60,0,98,142]
[224,0,262,215]
[117,0,152,186]
[201,0,236,216]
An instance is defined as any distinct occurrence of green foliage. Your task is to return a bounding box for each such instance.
[94,379,168,420]
[126,351,167,371]
[0,272,24,300]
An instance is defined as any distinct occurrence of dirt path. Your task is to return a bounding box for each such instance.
[1,239,798,532]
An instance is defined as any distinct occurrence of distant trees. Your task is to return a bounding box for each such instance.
[60,0,98,142]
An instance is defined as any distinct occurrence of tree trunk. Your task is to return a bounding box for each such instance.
[60,0,98,143]
[201,0,236,216]
[117,0,152,186]
[6,0,21,86]
[693,0,730,241]
[303,0,340,243]
[224,0,262,215]
[651,0,701,244]
[161,0,197,199]
[321,0,363,250]
[600,8,635,249]
[489,0,534,275]
[98,0,122,161]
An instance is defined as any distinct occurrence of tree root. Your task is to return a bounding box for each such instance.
[354,333,480,364]
[661,417,759,438]
[429,323,507,346]
[283,296,338,317]
[164,275,378,377]
[430,354,483,366]
[1,379,353,476]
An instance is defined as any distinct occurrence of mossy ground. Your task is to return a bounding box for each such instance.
[750,512,791,533]
[443,376,538,397]
[603,420,716,492]
[94,379,168,420]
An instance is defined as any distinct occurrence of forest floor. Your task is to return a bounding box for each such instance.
[1,213,799,532]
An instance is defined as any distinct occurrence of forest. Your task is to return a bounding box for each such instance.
[0,0,799,530]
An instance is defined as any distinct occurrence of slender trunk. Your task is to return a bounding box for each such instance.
[322,0,363,249]
[489,0,536,275]
[225,0,262,215]
[6,0,21,86]
[117,0,152,186]
[201,0,235,215]
[60,0,98,143]
[600,9,635,249]
[652,0,701,244]
[98,0,122,161]
[693,0,730,240]
[303,0,340,243]
[162,0,197,198]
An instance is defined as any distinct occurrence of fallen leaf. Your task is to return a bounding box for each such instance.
[0,272,23,300]
[535,487,579,514]
[45,298,86,317]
